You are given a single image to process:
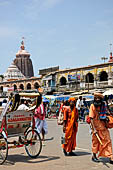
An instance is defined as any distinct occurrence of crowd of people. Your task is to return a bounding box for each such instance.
[1,91,113,164]
[59,92,113,164]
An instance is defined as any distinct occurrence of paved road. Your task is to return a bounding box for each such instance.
[1,119,113,170]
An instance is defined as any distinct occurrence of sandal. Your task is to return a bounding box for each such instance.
[92,157,100,163]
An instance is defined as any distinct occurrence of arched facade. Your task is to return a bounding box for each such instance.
[60,76,67,86]
[0,78,41,93]
[85,73,94,83]
[1,61,113,93]
[26,83,31,90]
[55,62,113,92]
[99,71,108,81]
[14,84,17,91]
[34,82,39,89]
[19,84,24,90]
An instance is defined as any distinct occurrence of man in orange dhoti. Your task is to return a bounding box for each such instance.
[89,92,113,164]
[62,97,78,156]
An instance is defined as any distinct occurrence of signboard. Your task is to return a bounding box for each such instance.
[3,87,8,92]
[68,74,77,81]
[3,87,14,92]
[77,74,80,80]
[6,110,32,135]
[68,74,80,81]
[8,87,14,91]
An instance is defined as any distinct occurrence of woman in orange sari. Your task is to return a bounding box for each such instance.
[62,97,78,156]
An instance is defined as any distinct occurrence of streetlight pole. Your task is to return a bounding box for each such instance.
[110,43,112,51]
[101,57,108,63]
[87,75,89,92]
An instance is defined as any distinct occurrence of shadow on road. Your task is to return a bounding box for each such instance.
[3,154,60,166]
[45,137,54,141]
[47,119,57,121]
[75,151,91,156]
[99,158,110,168]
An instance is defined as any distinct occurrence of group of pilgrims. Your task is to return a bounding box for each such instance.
[59,92,113,164]
[16,91,113,164]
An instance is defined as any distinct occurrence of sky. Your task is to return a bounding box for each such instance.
[0,0,113,76]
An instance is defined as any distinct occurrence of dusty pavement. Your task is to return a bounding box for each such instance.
[0,119,113,170]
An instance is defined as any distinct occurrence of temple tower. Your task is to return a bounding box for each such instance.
[14,39,34,78]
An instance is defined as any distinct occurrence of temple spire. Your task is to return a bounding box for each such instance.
[15,38,34,77]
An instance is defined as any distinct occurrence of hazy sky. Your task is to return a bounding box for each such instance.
[0,0,113,76]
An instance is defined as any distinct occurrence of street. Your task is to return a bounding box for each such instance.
[1,119,113,170]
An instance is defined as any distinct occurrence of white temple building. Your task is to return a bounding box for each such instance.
[3,62,25,81]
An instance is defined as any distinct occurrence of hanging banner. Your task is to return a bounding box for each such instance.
[68,74,80,81]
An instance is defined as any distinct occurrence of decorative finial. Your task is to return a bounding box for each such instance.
[20,37,25,50]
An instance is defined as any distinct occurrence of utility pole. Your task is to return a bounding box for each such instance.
[87,75,89,92]
[76,72,77,91]
[110,43,112,51]
[101,57,108,63]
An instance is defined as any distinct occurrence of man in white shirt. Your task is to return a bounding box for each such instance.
[17,99,29,110]
[76,96,83,121]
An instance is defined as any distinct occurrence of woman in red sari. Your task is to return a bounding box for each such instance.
[62,97,78,156]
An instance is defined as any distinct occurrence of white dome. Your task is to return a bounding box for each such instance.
[3,62,25,81]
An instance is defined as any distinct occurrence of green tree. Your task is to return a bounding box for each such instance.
[0,75,4,80]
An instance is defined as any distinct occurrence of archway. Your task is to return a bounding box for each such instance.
[60,77,67,86]
[34,82,39,89]
[27,83,31,90]
[85,73,94,83]
[14,84,17,91]
[19,84,24,90]
[99,71,108,81]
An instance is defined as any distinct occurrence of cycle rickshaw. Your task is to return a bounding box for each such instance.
[0,92,42,164]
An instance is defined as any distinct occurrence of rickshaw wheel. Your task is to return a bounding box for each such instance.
[25,129,42,158]
[0,134,8,165]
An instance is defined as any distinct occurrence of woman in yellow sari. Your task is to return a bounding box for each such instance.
[62,97,78,156]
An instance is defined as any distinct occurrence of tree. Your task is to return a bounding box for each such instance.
[0,75,4,81]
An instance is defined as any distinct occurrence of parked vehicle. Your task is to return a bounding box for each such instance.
[0,92,42,165]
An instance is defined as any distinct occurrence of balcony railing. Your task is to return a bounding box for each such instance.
[85,83,94,89]
[43,81,110,93]
[97,81,108,88]
[43,86,56,92]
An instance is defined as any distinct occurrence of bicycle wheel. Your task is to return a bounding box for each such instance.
[0,134,8,165]
[25,129,42,158]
